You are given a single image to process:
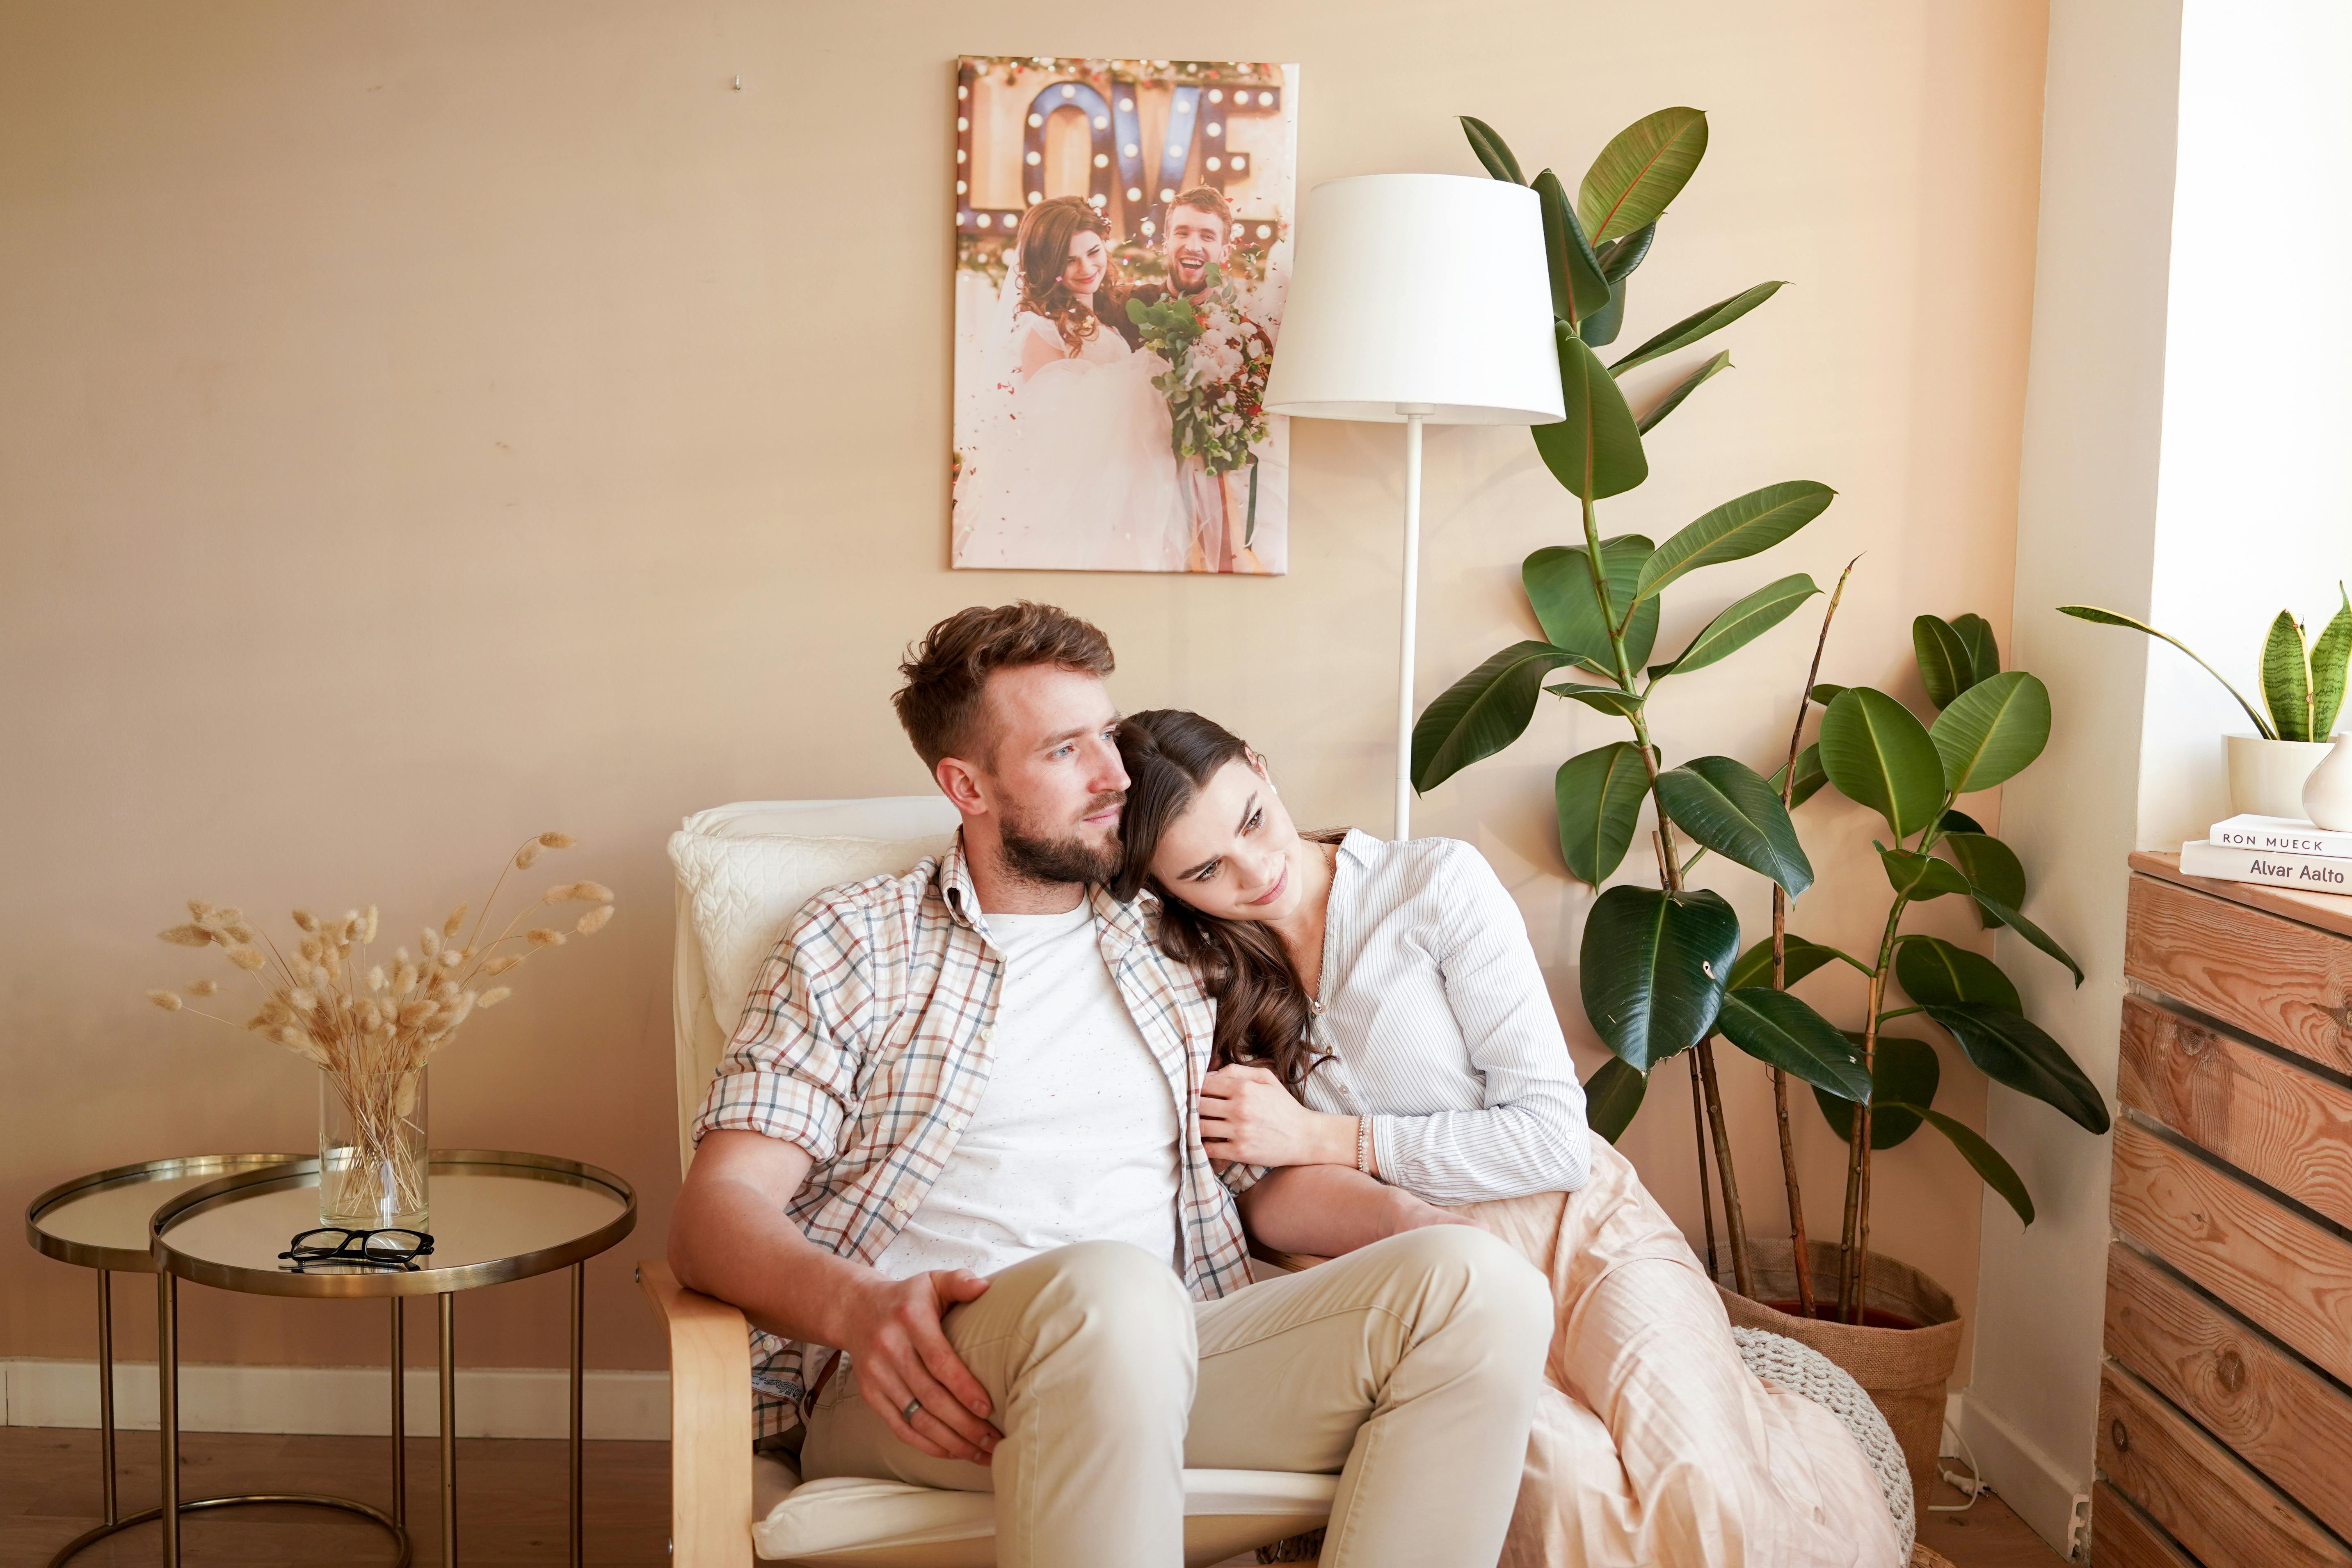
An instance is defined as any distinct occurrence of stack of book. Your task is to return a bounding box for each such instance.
[2182,815,2352,893]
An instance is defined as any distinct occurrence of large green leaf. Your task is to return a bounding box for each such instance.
[1524,535,1659,669]
[1410,642,1575,791]
[2058,606,2274,739]
[1717,987,1872,1101]
[1609,281,1785,375]
[1579,279,1629,348]
[2262,608,2313,741]
[1584,1055,1646,1142]
[1818,688,1946,838]
[1810,683,1849,707]
[1913,615,1977,709]
[1579,886,1739,1069]
[1533,327,1650,501]
[1922,1003,2110,1133]
[1782,743,1829,808]
[1649,574,1819,680]
[1534,168,1612,326]
[1656,755,1813,895]
[1546,681,1647,718]
[1815,1036,1939,1148]
[1556,742,1651,885]
[1577,107,1708,245]
[1458,116,1525,184]
[1635,350,1731,436]
[1931,671,2052,793]
[1952,613,2002,684]
[1968,889,2084,985]
[1894,935,2022,1013]
[1728,934,1844,990]
[1943,831,2025,929]
[1941,807,1988,834]
[1916,1108,2034,1226]
[1878,843,1973,901]
[2312,586,2352,739]
[1634,482,1836,601]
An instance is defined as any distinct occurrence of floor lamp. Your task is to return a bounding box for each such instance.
[1264,174,1563,838]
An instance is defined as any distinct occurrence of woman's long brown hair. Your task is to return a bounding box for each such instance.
[1014,196,1122,356]
[1113,709,1342,1091]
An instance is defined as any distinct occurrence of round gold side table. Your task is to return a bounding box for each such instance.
[25,1154,314,1566]
[145,1149,635,1568]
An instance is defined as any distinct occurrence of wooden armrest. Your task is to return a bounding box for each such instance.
[638,1260,755,1568]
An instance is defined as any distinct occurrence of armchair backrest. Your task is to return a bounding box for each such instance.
[665,797,959,1177]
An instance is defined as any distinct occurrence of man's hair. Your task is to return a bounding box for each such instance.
[1167,187,1232,237]
[892,602,1115,769]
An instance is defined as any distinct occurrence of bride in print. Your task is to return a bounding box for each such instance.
[954,196,1190,573]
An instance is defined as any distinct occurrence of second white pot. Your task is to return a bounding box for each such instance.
[2302,734,2352,830]
[2227,735,2339,819]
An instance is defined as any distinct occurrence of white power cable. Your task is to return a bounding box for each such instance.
[1928,1414,1985,1513]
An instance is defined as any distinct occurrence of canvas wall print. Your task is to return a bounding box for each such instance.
[952,58,1298,575]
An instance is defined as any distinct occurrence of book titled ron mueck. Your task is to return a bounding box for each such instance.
[2181,838,2352,891]
[2208,813,2352,857]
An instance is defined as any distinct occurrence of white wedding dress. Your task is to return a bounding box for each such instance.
[953,308,1191,573]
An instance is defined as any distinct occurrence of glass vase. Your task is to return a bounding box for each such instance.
[320,1066,430,1230]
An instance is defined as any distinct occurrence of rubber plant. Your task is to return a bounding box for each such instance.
[1776,616,2112,1321]
[1415,110,1869,1299]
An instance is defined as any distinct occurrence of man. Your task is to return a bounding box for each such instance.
[670,602,1550,1567]
[1111,185,1236,353]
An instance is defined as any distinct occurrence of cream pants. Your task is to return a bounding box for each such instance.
[801,1224,1554,1568]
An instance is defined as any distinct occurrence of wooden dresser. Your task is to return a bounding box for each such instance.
[2096,852,2352,1567]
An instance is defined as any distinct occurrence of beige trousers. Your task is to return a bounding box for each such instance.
[801,1224,1554,1568]
[1471,1140,1906,1568]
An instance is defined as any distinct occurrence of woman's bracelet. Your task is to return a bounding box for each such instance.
[1354,1116,1377,1179]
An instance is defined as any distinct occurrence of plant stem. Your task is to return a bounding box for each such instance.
[1696,1038,1753,1297]
[1839,890,1911,1321]
[1689,1051,1719,1281]
[1771,555,1856,1319]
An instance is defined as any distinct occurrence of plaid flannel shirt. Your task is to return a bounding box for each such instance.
[692,834,1256,1442]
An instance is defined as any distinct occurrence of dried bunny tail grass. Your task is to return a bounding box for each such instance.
[526,928,567,948]
[538,832,578,849]
[419,928,441,959]
[367,966,386,992]
[226,946,267,971]
[226,924,256,945]
[546,881,613,904]
[481,954,524,976]
[443,904,468,938]
[149,990,183,1011]
[439,948,464,969]
[298,935,324,964]
[159,923,215,947]
[188,978,221,997]
[476,987,513,1009]
[288,989,318,1013]
[187,899,215,920]
[394,962,420,992]
[514,843,543,870]
[292,910,320,933]
[575,905,613,936]
[397,999,439,1028]
[362,907,380,943]
[213,907,245,926]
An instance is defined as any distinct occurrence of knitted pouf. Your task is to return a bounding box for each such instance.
[1732,1325,1918,1563]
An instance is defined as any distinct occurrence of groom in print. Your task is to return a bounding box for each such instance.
[1111,187,1234,348]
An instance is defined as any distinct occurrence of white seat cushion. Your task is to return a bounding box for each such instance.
[751,1454,1337,1566]
[666,797,958,1175]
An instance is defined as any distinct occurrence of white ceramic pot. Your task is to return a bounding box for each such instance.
[2303,735,2352,830]
[2227,735,2339,819]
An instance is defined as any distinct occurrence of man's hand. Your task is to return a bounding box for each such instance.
[839,1269,1002,1464]
[1199,1063,1355,1168]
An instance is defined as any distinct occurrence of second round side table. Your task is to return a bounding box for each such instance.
[149,1149,636,1568]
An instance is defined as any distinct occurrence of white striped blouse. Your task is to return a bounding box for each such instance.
[1295,829,1592,1204]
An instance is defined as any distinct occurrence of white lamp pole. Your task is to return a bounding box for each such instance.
[1263,174,1563,839]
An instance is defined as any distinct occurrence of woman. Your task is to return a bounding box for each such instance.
[953,196,1189,572]
[1111,709,1904,1568]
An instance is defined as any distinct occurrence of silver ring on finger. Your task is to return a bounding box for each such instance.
[902,1397,923,1425]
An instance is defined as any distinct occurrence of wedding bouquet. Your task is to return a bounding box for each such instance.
[1125,266,1272,477]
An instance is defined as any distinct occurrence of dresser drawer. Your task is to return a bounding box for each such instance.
[2124,874,2352,1075]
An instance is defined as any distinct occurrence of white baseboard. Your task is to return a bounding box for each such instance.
[1952,1391,2091,1557]
[2,1358,668,1441]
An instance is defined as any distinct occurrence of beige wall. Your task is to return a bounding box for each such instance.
[1,2,2049,1385]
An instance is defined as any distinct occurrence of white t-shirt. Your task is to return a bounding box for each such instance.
[874,897,1183,1281]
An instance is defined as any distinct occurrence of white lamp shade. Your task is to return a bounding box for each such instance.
[1263,173,1564,425]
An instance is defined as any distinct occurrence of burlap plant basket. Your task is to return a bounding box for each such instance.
[1717,1238,1962,1501]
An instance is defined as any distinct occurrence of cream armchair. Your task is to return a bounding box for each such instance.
[642,798,1337,1566]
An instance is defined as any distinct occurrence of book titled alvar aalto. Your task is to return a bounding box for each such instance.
[2181,838,2352,891]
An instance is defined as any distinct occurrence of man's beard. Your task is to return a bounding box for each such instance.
[999,793,1124,886]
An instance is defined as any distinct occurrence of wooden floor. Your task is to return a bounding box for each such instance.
[2,1427,2067,1565]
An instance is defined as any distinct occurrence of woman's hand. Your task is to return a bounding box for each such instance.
[1199,1063,1357,1168]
